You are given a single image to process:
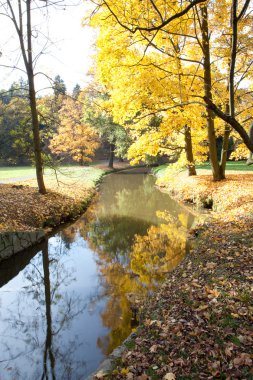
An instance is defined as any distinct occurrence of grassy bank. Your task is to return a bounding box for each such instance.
[102,166,253,380]
[0,166,105,232]
[152,161,253,179]
[153,164,253,213]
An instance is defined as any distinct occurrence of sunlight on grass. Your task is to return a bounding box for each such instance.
[0,165,103,183]
[152,161,253,178]
[196,161,253,171]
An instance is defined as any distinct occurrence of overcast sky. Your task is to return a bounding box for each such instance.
[0,1,96,94]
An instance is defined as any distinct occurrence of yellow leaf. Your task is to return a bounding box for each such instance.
[163,373,176,380]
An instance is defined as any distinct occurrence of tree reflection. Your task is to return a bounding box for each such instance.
[83,183,194,356]
[130,211,191,286]
[42,241,55,380]
[0,238,87,380]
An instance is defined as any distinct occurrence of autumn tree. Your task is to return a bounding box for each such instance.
[82,83,131,168]
[49,95,99,164]
[87,7,206,173]
[87,0,253,180]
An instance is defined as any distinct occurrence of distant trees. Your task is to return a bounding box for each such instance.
[1,78,129,168]
[53,75,67,98]
[72,84,81,100]
[0,79,36,163]
[82,84,131,168]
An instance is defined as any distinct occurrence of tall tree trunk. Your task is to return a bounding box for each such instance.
[108,143,115,168]
[26,0,46,194]
[184,125,196,176]
[200,5,223,181]
[28,74,47,194]
[7,0,46,193]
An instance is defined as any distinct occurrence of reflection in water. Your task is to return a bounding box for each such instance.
[78,173,195,356]
[0,171,194,379]
[0,238,87,379]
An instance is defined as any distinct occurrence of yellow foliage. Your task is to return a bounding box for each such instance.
[85,0,253,168]
[49,96,99,163]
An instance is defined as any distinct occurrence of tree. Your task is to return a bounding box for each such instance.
[0,0,50,193]
[53,74,67,98]
[0,95,34,164]
[49,95,100,164]
[87,0,253,180]
[72,83,81,99]
[82,83,131,168]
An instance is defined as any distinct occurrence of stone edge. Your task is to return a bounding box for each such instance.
[85,332,137,380]
[0,230,45,262]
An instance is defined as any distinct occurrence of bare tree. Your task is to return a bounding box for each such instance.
[0,1,51,192]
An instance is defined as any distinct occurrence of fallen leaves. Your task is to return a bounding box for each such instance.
[107,209,253,379]
[0,169,104,232]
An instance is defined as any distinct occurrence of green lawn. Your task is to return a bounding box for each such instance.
[196,161,253,171]
[152,161,253,178]
[0,166,36,180]
[0,165,103,183]
[152,164,170,178]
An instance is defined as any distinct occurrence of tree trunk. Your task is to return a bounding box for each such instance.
[28,74,47,194]
[108,143,115,168]
[246,123,253,165]
[203,0,253,156]
[201,5,223,181]
[219,104,231,177]
[26,0,46,194]
[184,125,196,176]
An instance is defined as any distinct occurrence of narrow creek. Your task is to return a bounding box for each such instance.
[0,169,195,379]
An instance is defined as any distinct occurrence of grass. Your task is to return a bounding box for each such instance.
[19,166,105,191]
[0,165,101,182]
[151,164,170,178]
[0,166,36,180]
[196,160,253,171]
[152,160,253,178]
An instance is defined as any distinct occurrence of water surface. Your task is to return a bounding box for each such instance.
[0,171,194,379]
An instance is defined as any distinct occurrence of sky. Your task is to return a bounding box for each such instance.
[0,1,96,94]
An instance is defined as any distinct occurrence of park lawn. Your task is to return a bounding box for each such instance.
[152,160,253,180]
[0,165,95,181]
[196,160,253,171]
[0,166,105,232]
[30,166,103,187]
[0,166,36,180]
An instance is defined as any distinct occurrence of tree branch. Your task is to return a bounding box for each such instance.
[203,96,253,153]
[102,0,206,33]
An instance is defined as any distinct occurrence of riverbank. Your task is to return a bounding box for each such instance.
[0,166,105,232]
[101,169,253,379]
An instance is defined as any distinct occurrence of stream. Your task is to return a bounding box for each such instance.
[0,169,195,379]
